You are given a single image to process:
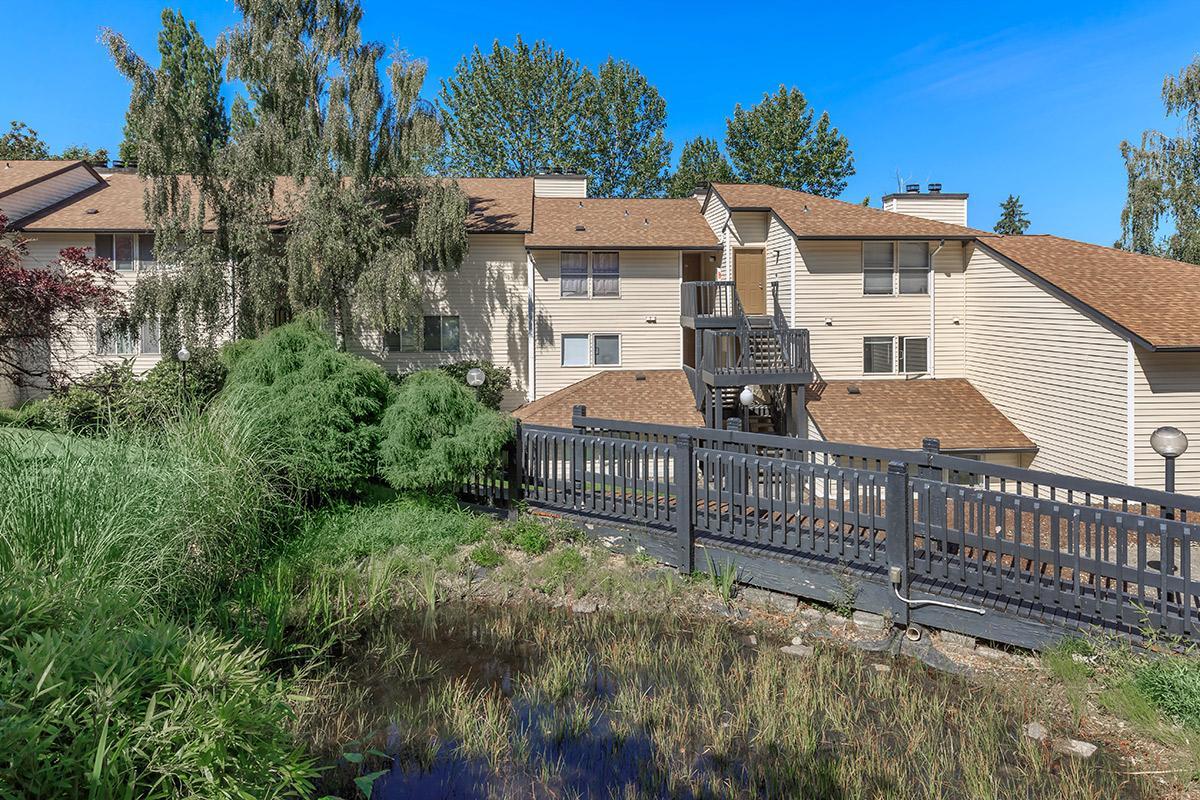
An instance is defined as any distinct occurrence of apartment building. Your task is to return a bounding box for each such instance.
[3,159,1199,493]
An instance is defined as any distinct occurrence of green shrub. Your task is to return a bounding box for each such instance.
[500,514,552,555]
[220,315,392,497]
[0,584,316,798]
[396,360,512,410]
[470,542,504,568]
[1134,655,1200,730]
[379,369,512,491]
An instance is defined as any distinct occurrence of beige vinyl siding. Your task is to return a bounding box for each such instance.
[532,249,681,398]
[1133,350,1200,495]
[1,166,99,224]
[350,233,528,410]
[766,214,793,320]
[963,247,1127,483]
[932,242,967,377]
[883,196,968,226]
[532,175,587,198]
[729,211,769,245]
[793,240,932,379]
[702,194,732,280]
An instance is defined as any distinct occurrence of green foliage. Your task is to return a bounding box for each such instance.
[994,194,1031,235]
[0,585,316,798]
[220,316,392,497]
[440,37,672,197]
[378,369,512,491]
[396,359,512,410]
[1133,654,1200,730]
[0,120,49,159]
[1119,56,1200,263]
[499,514,553,555]
[667,136,736,198]
[725,85,855,197]
[469,542,504,568]
[58,144,110,164]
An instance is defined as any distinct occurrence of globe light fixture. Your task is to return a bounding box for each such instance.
[739,386,755,407]
[177,345,191,397]
[466,367,486,387]
[1151,426,1189,525]
[177,345,191,363]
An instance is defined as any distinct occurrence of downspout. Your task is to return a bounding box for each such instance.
[929,239,944,378]
[527,251,536,402]
[789,236,797,325]
[1126,341,1136,484]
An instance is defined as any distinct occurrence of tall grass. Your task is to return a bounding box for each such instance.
[0,403,295,615]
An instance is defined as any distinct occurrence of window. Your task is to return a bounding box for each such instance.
[591,252,619,297]
[593,334,620,365]
[560,251,620,298]
[138,234,156,268]
[94,233,144,272]
[384,321,421,353]
[898,242,929,295]
[862,241,894,295]
[422,315,460,353]
[562,334,589,366]
[561,252,589,297]
[139,319,161,355]
[900,336,928,373]
[863,241,931,295]
[863,337,893,374]
[96,319,134,355]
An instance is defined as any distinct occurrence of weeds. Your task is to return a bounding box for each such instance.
[705,553,738,606]
[469,542,503,568]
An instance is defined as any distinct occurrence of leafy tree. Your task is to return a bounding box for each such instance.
[440,38,672,196]
[440,36,591,178]
[994,194,1031,235]
[583,58,671,197]
[396,359,512,410]
[220,316,392,497]
[0,214,124,391]
[1119,56,1200,263]
[0,121,49,160]
[725,86,855,196]
[58,144,110,165]
[379,369,512,491]
[103,1,467,350]
[667,136,735,198]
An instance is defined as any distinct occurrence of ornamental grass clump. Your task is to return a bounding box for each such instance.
[379,369,512,491]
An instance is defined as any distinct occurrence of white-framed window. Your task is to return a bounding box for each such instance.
[94,233,156,272]
[560,251,620,298]
[384,315,460,353]
[96,319,135,355]
[139,319,161,355]
[561,333,621,367]
[862,241,930,296]
[862,335,929,374]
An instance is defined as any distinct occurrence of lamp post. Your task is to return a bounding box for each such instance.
[738,385,754,431]
[1151,426,1189,519]
[466,367,486,388]
[177,345,191,398]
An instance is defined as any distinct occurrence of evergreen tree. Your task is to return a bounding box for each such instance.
[103,1,466,349]
[440,36,591,178]
[1120,56,1200,264]
[440,38,672,196]
[583,58,671,197]
[725,86,854,196]
[667,136,735,198]
[994,194,1031,235]
[0,121,49,160]
[58,144,110,164]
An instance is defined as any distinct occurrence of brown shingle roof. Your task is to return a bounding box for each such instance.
[0,160,99,198]
[514,370,704,428]
[806,378,1036,453]
[526,197,720,249]
[709,183,982,239]
[979,235,1200,350]
[18,172,533,234]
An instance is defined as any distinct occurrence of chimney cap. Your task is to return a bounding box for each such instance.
[905,183,920,193]
[928,182,942,193]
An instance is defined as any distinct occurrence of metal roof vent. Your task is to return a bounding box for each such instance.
[643,217,650,226]
[577,200,584,208]
[575,224,586,232]
[847,385,861,395]
[905,183,920,193]
[634,372,647,381]
[928,182,942,193]
[85,208,99,215]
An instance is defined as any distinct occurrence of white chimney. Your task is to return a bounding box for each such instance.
[882,183,968,227]
[533,170,587,198]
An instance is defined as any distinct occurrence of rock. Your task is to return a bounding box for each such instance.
[937,631,976,652]
[790,634,806,646]
[852,610,887,632]
[798,606,827,625]
[571,599,599,614]
[1053,738,1098,759]
[871,663,892,674]
[741,587,798,614]
[741,634,758,647]
[1023,722,1049,742]
[781,643,814,658]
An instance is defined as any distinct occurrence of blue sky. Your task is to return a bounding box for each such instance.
[6,1,1199,245]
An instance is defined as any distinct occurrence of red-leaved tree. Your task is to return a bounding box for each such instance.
[0,213,125,391]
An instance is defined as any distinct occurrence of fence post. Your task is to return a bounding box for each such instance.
[920,438,948,554]
[676,433,695,573]
[573,404,587,433]
[885,460,912,627]
[506,420,524,520]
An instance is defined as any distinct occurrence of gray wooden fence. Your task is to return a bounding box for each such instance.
[461,412,1200,650]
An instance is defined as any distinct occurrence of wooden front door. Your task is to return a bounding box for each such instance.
[734,249,766,314]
